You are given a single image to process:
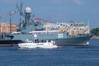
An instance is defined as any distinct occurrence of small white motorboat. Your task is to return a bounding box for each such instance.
[18,40,58,49]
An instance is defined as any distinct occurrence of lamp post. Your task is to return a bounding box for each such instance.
[9,11,16,33]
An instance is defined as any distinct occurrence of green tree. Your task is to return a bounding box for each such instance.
[91,28,99,36]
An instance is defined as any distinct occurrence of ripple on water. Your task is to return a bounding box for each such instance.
[0,39,99,66]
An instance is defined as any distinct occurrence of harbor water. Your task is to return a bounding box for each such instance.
[0,39,99,66]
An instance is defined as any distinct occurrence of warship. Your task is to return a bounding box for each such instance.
[0,3,92,47]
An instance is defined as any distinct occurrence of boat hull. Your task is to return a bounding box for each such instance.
[18,42,58,49]
[13,32,92,46]
[55,35,91,46]
[0,40,23,47]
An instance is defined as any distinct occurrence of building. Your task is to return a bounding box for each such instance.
[0,23,17,33]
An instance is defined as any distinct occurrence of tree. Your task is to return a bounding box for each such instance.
[91,28,99,36]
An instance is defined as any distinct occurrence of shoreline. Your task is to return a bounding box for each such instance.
[91,36,99,39]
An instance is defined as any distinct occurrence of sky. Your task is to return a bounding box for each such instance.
[0,0,99,28]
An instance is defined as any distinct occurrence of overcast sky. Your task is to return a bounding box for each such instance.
[0,0,99,28]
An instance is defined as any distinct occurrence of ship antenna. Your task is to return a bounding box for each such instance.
[16,1,25,31]
[16,1,24,23]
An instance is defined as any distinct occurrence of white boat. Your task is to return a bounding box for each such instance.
[18,41,58,49]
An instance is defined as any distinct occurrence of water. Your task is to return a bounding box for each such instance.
[0,39,99,66]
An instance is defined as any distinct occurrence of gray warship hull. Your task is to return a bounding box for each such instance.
[55,35,91,46]
[13,31,92,46]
